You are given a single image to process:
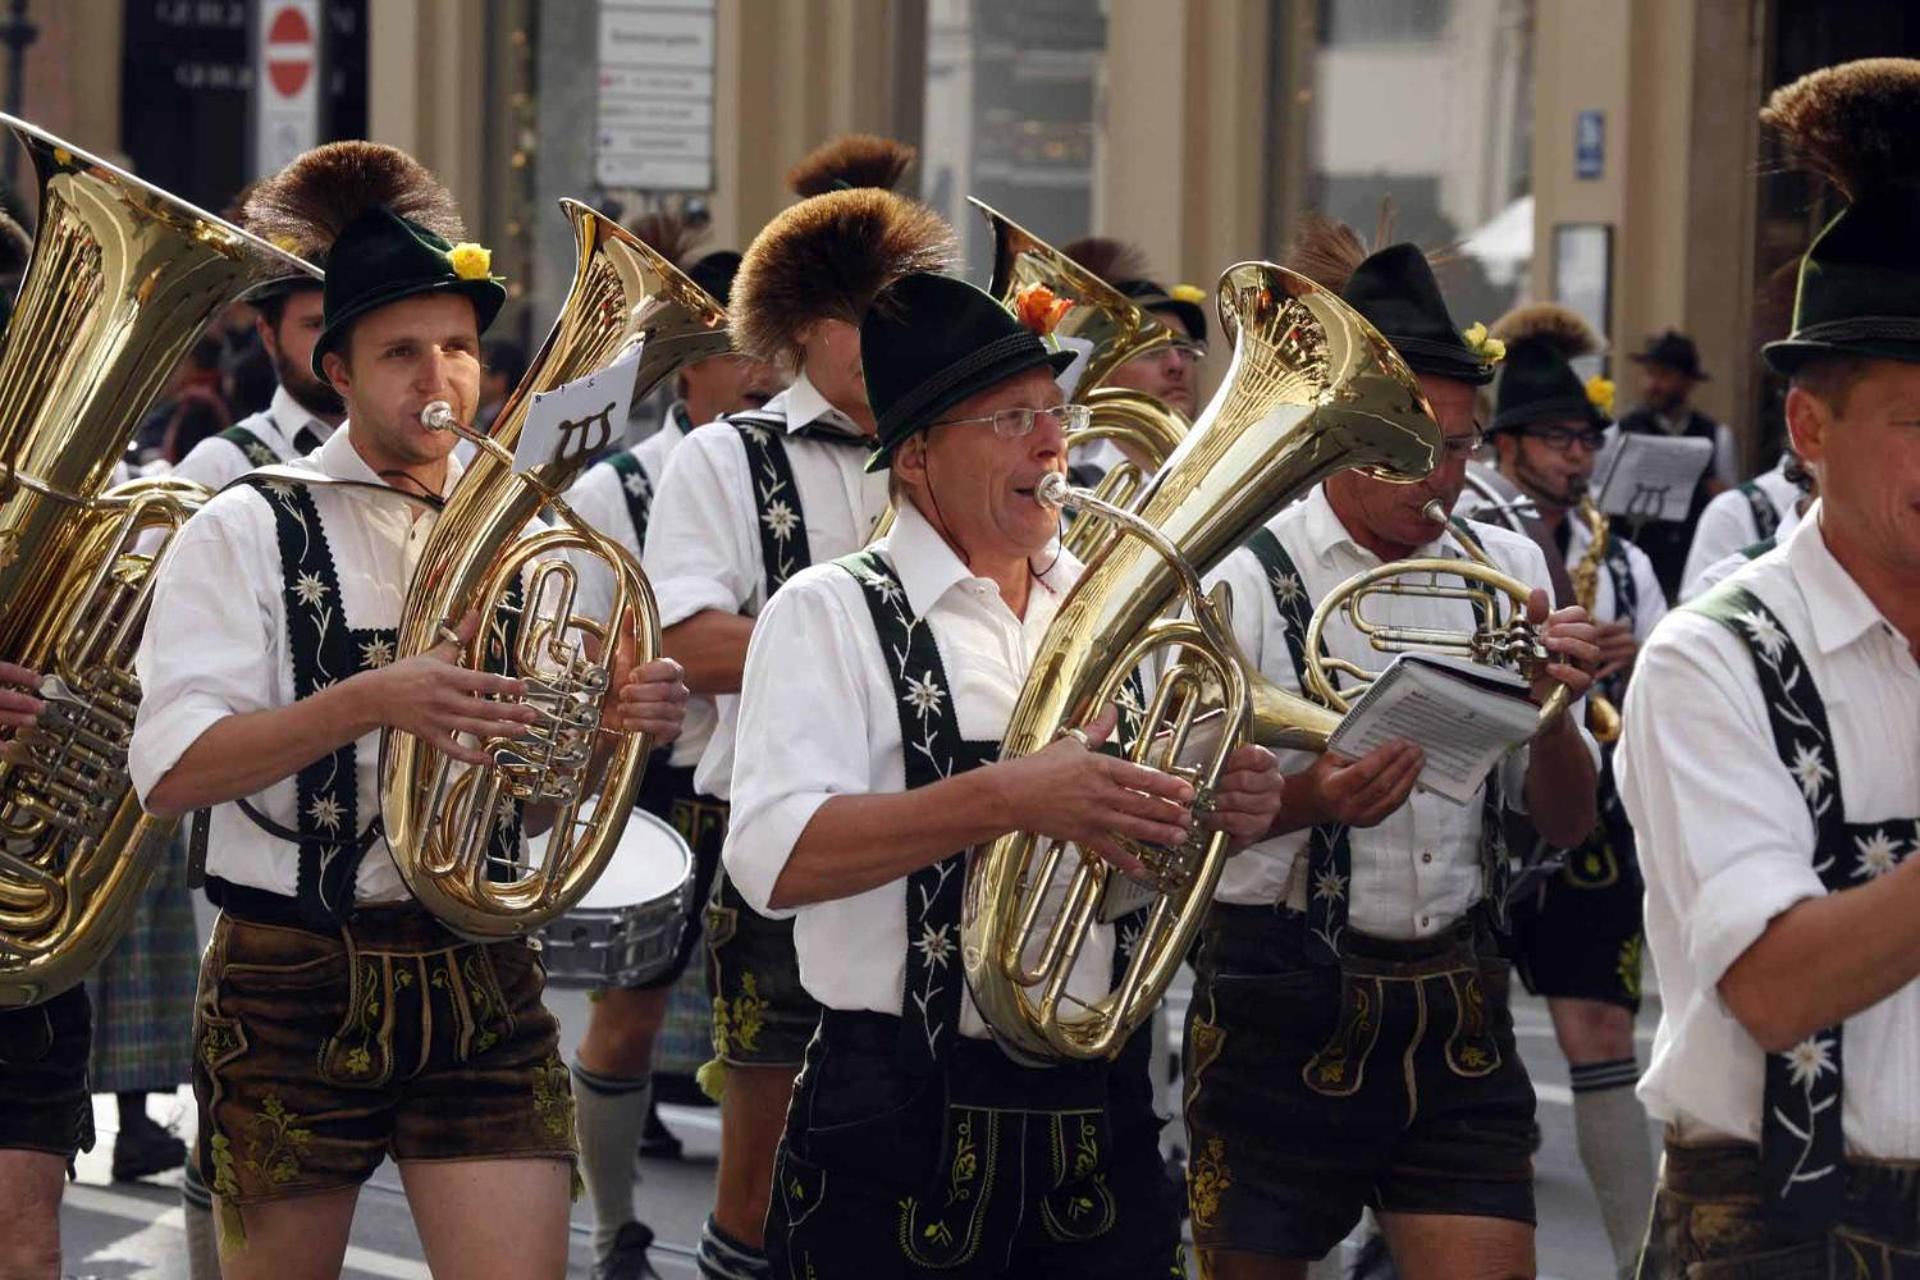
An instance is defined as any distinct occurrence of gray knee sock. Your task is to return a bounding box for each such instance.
[572,1061,654,1260]
[181,1158,222,1279]
[1572,1058,1656,1278]
[698,1214,769,1279]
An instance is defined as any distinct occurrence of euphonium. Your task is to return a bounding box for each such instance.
[1569,495,1622,743]
[0,116,318,1007]
[971,199,1189,559]
[965,261,1444,1063]
[380,199,729,941]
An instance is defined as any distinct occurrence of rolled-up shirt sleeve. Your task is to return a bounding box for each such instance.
[129,495,279,806]
[722,571,879,917]
[1617,612,1824,994]
[643,427,757,627]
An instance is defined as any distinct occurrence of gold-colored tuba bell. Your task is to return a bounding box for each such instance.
[964,261,1445,1063]
[379,199,730,941]
[0,116,319,1007]
[970,199,1189,558]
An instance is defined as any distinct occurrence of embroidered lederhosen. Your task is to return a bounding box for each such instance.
[1243,526,1509,1096]
[1692,583,1920,1229]
[235,477,525,927]
[829,549,1154,1266]
[1740,479,1783,543]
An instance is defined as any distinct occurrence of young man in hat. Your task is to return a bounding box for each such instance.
[725,266,1281,1277]
[1184,218,1603,1280]
[1618,58,1920,1276]
[126,141,689,1280]
[563,215,785,1280]
[1062,236,1207,420]
[1616,329,1738,599]
[0,661,96,1280]
[1679,451,1812,601]
[629,135,939,1280]
[1484,305,1664,1278]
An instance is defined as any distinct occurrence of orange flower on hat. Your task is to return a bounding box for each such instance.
[1013,282,1073,337]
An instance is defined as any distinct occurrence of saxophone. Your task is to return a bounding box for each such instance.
[1569,496,1623,743]
[0,116,318,1007]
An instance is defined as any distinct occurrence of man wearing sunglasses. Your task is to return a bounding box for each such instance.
[724,268,1280,1276]
[1183,224,1602,1280]
[1486,304,1665,1280]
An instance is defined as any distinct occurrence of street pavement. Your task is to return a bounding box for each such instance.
[56,971,1654,1279]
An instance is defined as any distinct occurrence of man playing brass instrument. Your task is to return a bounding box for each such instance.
[1483,304,1665,1278]
[1185,224,1602,1280]
[1620,58,1920,1276]
[126,143,688,1280]
[629,135,933,1280]
[0,661,96,1280]
[725,266,1281,1277]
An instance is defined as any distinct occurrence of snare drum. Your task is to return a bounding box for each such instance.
[534,805,693,989]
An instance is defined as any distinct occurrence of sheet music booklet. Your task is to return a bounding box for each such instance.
[1327,652,1539,805]
[1591,432,1714,522]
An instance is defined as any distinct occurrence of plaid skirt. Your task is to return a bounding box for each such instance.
[88,832,198,1092]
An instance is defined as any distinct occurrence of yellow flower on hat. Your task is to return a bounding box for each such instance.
[1585,375,1615,418]
[448,242,492,281]
[1461,321,1506,365]
[1169,284,1206,304]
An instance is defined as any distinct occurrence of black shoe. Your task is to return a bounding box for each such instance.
[112,1123,187,1182]
[637,1100,683,1161]
[593,1221,662,1280]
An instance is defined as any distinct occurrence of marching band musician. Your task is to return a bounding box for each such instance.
[1618,58,1920,1275]
[125,142,688,1280]
[561,210,786,1280]
[1060,237,1208,422]
[725,265,1281,1278]
[619,134,932,1280]
[1184,221,1602,1280]
[0,660,94,1280]
[1483,305,1665,1279]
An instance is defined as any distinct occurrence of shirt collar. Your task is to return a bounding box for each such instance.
[881,499,1076,619]
[664,399,692,441]
[1786,502,1894,655]
[322,422,465,499]
[1301,484,1467,569]
[776,370,865,439]
[268,385,337,449]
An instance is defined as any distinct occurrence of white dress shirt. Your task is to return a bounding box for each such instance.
[1618,509,1920,1156]
[642,371,889,797]
[724,501,1117,1037]
[1680,463,1805,602]
[1203,486,1596,938]
[169,386,338,492]
[1560,513,1668,641]
[563,402,712,769]
[130,428,467,904]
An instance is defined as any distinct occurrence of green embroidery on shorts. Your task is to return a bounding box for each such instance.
[713,971,767,1056]
[243,1094,313,1186]
[394,967,413,988]
[532,1053,575,1139]
[948,1114,979,1202]
[209,1132,241,1200]
[1617,934,1644,1000]
[462,951,501,1055]
[1188,1136,1233,1229]
[1069,1115,1098,1181]
[336,957,382,1076]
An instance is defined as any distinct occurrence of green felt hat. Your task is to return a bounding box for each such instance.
[310,207,505,378]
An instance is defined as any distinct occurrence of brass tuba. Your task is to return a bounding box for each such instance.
[0,116,318,1007]
[970,199,1189,559]
[964,261,1444,1062]
[380,199,729,941]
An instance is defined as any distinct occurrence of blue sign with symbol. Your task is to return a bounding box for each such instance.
[1576,110,1605,180]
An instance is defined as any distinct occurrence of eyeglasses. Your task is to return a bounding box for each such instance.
[1159,339,1208,362]
[1523,425,1608,452]
[1437,428,1486,461]
[930,403,1094,438]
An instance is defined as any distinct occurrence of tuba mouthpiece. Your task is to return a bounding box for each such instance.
[420,400,458,432]
[1035,471,1072,511]
[1421,499,1448,524]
